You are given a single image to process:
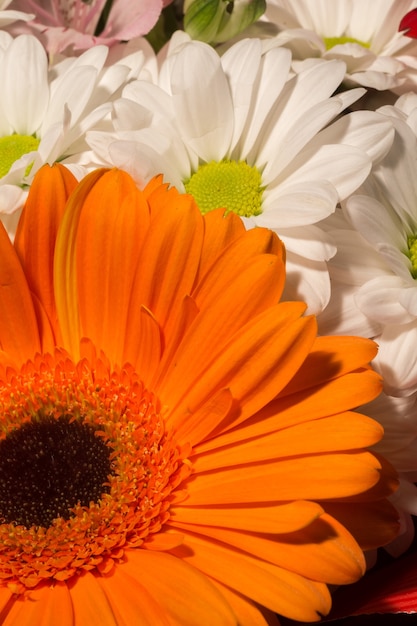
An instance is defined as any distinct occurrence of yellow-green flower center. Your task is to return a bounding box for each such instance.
[184,159,264,217]
[407,235,417,278]
[0,134,40,179]
[324,36,370,50]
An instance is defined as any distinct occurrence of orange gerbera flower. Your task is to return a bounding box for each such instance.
[0,164,399,625]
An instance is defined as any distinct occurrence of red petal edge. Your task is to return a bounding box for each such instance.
[326,550,417,619]
[399,8,417,38]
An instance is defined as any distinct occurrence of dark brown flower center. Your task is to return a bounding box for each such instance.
[0,415,112,528]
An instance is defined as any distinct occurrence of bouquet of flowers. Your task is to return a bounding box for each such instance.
[0,1,416,624]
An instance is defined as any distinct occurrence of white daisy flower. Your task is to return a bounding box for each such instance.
[0,32,149,234]
[87,33,394,314]
[263,0,417,92]
[333,106,417,326]
[319,95,417,394]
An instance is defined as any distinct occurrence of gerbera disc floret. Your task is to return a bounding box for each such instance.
[0,349,189,593]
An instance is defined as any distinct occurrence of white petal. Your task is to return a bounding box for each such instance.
[86,63,130,109]
[0,30,12,50]
[121,81,174,127]
[0,183,25,214]
[58,45,108,74]
[42,66,99,133]
[220,38,264,153]
[345,194,406,251]
[231,46,292,158]
[108,135,189,190]
[112,98,154,131]
[383,92,417,118]
[376,243,415,282]
[328,229,389,284]
[356,276,416,325]
[278,224,336,261]
[347,68,403,90]
[260,99,343,181]
[399,286,417,317]
[278,144,371,201]
[36,120,66,165]
[375,322,417,396]
[0,8,33,26]
[157,30,192,91]
[311,110,395,163]
[258,180,338,228]
[281,250,331,315]
[2,35,49,134]
[333,87,367,110]
[246,58,346,169]
[267,26,325,57]
[169,41,234,162]
[318,283,382,338]
[361,391,417,438]
[370,117,417,224]
[105,36,158,82]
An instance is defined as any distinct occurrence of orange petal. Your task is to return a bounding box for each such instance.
[161,305,315,433]
[144,175,193,216]
[193,227,284,310]
[172,513,365,585]
[210,580,281,626]
[170,534,332,621]
[54,168,108,359]
[142,173,166,199]
[14,164,77,345]
[31,292,57,354]
[1,583,73,626]
[119,549,237,626]
[150,295,199,388]
[193,412,384,471]
[195,208,246,283]
[170,500,324,534]
[127,192,204,344]
[67,572,119,626]
[0,222,40,364]
[142,531,185,551]
[281,335,379,397]
[123,306,162,383]
[74,170,149,365]
[0,586,13,615]
[320,451,399,503]
[196,368,383,454]
[172,388,236,447]
[97,567,174,626]
[183,451,385,505]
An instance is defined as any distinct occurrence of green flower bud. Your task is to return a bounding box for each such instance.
[184,0,266,44]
